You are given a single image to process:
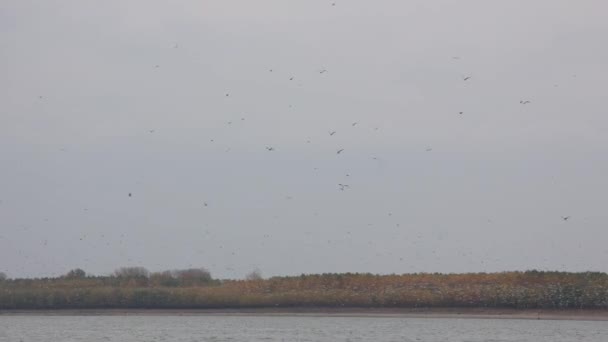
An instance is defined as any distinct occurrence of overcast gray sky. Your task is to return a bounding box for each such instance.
[1,0,607,279]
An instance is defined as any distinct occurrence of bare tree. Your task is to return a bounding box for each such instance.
[64,268,86,279]
[114,267,150,278]
[246,268,263,281]
[173,268,212,285]
[150,271,178,287]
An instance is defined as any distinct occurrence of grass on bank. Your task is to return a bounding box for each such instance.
[0,269,607,310]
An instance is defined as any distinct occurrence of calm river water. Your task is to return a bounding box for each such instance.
[1,315,606,342]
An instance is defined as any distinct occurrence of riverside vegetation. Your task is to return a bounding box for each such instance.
[0,268,607,310]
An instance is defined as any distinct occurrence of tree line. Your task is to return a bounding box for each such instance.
[0,269,607,310]
[0,267,218,288]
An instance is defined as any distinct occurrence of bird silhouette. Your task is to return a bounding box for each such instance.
[266,146,275,151]
[520,100,531,104]
[338,184,350,191]
[352,122,358,126]
[463,76,471,81]
[289,77,294,81]
[337,149,344,154]
[319,69,328,74]
[128,193,132,197]
[562,216,570,221]
[329,131,337,136]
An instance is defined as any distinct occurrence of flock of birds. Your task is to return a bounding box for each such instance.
[133,59,543,209]
[13,28,584,280]
[123,49,571,252]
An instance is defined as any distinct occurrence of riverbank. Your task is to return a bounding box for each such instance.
[2,307,608,321]
[3,271,607,312]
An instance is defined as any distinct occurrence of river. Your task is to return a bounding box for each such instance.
[1,315,606,341]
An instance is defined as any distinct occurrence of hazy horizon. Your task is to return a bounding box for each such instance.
[1,0,608,279]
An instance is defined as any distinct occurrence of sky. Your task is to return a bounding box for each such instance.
[1,0,607,279]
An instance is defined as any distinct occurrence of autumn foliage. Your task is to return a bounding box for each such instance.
[0,270,607,310]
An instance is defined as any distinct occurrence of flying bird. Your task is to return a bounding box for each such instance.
[319,69,328,74]
[128,193,132,197]
[266,146,275,151]
[426,148,433,152]
[338,184,350,191]
[289,77,294,81]
[463,76,471,81]
[352,122,358,126]
[329,131,337,136]
[459,111,464,115]
[562,216,570,221]
[337,149,344,154]
[520,100,531,104]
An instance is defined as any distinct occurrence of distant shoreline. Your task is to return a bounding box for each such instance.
[3,272,607,315]
[2,308,608,321]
